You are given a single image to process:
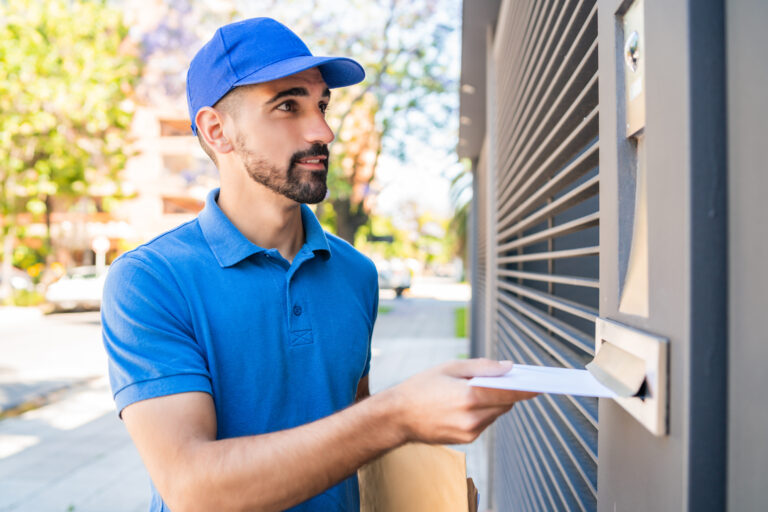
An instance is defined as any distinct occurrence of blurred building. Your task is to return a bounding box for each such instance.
[111,105,216,249]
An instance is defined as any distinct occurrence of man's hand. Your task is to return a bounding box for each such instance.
[381,358,537,445]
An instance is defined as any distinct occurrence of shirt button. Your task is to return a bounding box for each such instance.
[293,305,302,316]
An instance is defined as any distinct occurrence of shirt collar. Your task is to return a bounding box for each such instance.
[198,188,331,268]
[300,200,332,257]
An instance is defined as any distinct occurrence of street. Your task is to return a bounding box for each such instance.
[0,278,481,512]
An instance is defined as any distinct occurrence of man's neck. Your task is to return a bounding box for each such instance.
[217,182,305,264]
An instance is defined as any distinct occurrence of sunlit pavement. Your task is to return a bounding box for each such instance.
[0,310,108,413]
[0,278,488,511]
[0,311,148,512]
[0,378,149,512]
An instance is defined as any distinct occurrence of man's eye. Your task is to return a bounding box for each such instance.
[319,103,328,114]
[276,101,296,112]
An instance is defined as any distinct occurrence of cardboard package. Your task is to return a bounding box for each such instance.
[358,443,478,512]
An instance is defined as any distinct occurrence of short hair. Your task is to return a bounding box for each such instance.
[195,86,249,165]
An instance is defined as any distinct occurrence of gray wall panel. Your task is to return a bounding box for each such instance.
[727,0,768,509]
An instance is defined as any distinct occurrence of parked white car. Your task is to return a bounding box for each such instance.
[45,266,108,312]
[375,258,412,298]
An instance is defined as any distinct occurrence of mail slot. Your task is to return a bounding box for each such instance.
[592,318,669,436]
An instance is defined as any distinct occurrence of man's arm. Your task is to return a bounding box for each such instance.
[122,359,534,512]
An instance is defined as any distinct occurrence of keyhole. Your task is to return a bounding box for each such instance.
[625,31,640,72]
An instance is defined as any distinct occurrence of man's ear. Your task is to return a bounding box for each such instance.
[196,107,233,154]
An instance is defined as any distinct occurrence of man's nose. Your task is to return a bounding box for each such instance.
[305,113,335,145]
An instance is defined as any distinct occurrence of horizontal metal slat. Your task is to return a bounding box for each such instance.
[492,0,527,73]
[496,1,546,119]
[508,414,561,511]
[497,246,599,264]
[498,279,599,322]
[498,300,585,369]
[499,174,599,242]
[496,1,595,183]
[497,6,598,195]
[516,402,592,511]
[529,397,597,496]
[509,0,562,112]
[498,288,594,354]
[543,394,598,461]
[498,268,599,288]
[497,332,599,437]
[511,407,575,511]
[496,0,577,164]
[498,141,599,232]
[497,211,600,253]
[501,420,550,512]
[497,83,599,221]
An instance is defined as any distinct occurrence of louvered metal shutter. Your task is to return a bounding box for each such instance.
[470,144,488,358]
[490,1,600,510]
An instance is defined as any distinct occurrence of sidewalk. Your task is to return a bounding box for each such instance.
[0,279,483,511]
[0,308,109,415]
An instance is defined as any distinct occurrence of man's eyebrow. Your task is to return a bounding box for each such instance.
[266,86,331,104]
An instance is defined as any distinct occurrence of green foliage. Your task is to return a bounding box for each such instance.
[454,306,467,338]
[355,211,458,264]
[314,202,338,234]
[447,158,473,269]
[0,0,140,224]
[11,289,44,307]
[12,244,46,271]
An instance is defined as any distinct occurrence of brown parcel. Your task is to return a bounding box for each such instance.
[358,443,478,512]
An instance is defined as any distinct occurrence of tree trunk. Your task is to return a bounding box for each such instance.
[331,197,368,244]
[44,195,53,262]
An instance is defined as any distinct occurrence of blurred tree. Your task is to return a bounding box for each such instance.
[254,0,460,243]
[0,0,140,300]
[225,0,461,242]
[448,159,473,271]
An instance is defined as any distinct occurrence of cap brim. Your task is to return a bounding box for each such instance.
[232,55,365,89]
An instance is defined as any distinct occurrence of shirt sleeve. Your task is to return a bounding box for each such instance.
[101,253,212,416]
[362,268,379,378]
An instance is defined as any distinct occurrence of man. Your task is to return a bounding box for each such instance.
[102,17,534,511]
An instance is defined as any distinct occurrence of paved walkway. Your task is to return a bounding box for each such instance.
[0,279,485,511]
[0,308,108,414]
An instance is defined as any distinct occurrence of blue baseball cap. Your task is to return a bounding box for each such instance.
[186,17,365,134]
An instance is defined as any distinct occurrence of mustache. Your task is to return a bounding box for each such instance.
[290,144,330,166]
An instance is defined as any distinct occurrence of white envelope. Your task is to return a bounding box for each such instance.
[468,364,619,398]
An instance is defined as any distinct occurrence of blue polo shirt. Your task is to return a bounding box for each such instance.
[102,188,378,511]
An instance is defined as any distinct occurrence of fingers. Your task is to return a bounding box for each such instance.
[460,404,517,443]
[440,358,515,378]
[468,385,539,407]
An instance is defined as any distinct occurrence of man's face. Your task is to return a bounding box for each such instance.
[225,68,335,204]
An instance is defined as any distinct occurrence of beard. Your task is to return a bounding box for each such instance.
[234,135,329,204]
